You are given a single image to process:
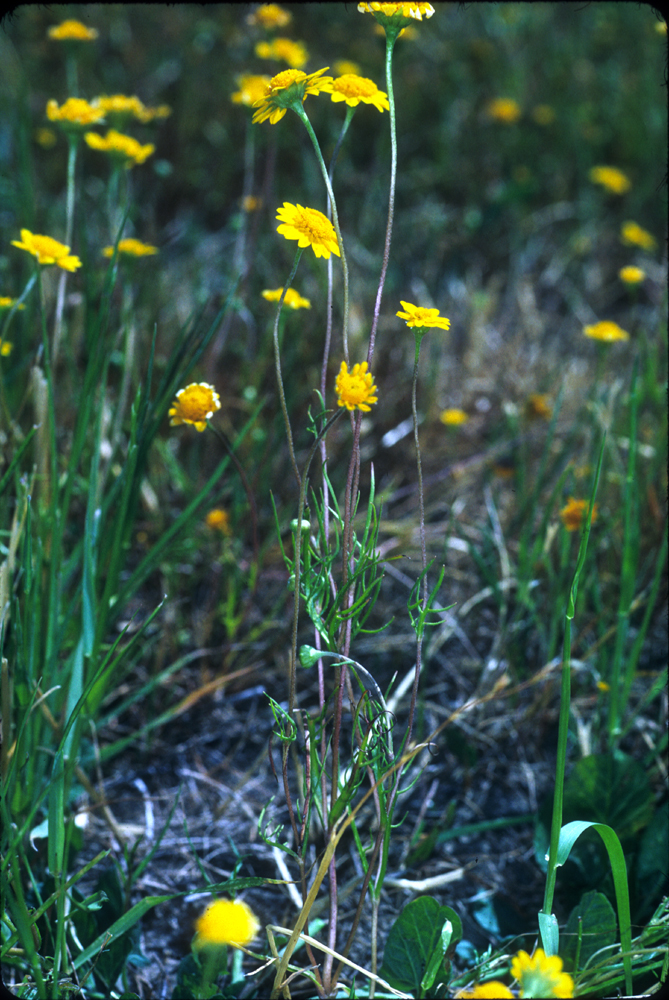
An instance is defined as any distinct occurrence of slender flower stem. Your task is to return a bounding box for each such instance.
[406,334,428,748]
[272,247,304,489]
[53,135,78,368]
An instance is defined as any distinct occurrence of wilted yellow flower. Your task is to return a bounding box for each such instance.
[486,97,521,123]
[46,97,105,130]
[262,287,311,309]
[252,68,332,124]
[48,19,98,41]
[560,498,598,532]
[330,74,389,112]
[336,361,378,412]
[255,37,308,69]
[195,899,260,948]
[276,203,340,259]
[358,3,435,21]
[84,129,154,167]
[334,60,362,76]
[206,508,232,536]
[532,104,555,125]
[456,983,514,999]
[620,220,656,250]
[35,127,57,148]
[102,238,159,258]
[247,4,292,28]
[0,340,12,357]
[583,320,629,343]
[511,948,574,998]
[589,165,631,194]
[397,301,450,331]
[618,265,645,285]
[0,297,26,311]
[169,383,221,432]
[231,74,272,107]
[11,230,81,271]
[526,394,552,420]
[440,408,468,426]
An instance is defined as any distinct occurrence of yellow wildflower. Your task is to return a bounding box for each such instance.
[532,104,555,125]
[486,97,521,123]
[276,203,340,259]
[589,165,631,194]
[440,408,468,426]
[0,340,12,357]
[597,680,611,692]
[255,37,308,69]
[525,394,552,420]
[456,983,514,999]
[252,68,332,125]
[11,230,81,271]
[91,95,146,119]
[334,60,362,76]
[84,129,154,167]
[169,383,221,432]
[618,265,645,285]
[358,3,435,21]
[206,509,232,536]
[560,498,598,532]
[0,297,26,311]
[335,361,378,412]
[46,97,105,130]
[194,899,260,948]
[511,947,574,998]
[620,220,656,250]
[48,19,98,41]
[247,4,292,28]
[397,301,450,331]
[330,75,389,112]
[583,320,629,343]
[102,238,159,258]
[231,75,272,107]
[262,287,311,309]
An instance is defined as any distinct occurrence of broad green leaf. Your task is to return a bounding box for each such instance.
[379,896,457,996]
[561,890,616,971]
[562,752,653,844]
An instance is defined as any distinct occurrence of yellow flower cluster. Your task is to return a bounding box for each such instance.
[335,361,378,412]
[84,129,155,167]
[457,947,573,998]
[262,287,311,309]
[92,95,171,123]
[276,203,340,259]
[255,37,308,69]
[11,230,81,272]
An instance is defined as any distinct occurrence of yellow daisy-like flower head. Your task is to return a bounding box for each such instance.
[169,383,221,432]
[589,165,631,194]
[206,508,232,536]
[620,220,656,250]
[486,97,521,123]
[583,320,629,343]
[84,129,155,167]
[335,361,378,412]
[456,982,514,999]
[397,301,451,332]
[232,75,272,107]
[559,498,598,533]
[440,408,468,426]
[276,203,340,259]
[525,393,552,420]
[262,287,311,309]
[247,4,292,28]
[618,265,645,285]
[330,75,389,112]
[194,898,260,948]
[511,948,574,998]
[46,97,106,131]
[252,68,333,125]
[358,2,435,27]
[11,230,81,271]
[255,37,308,69]
[48,19,98,41]
[102,238,159,258]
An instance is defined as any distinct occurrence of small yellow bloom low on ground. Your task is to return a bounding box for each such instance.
[335,361,378,412]
[440,408,468,426]
[560,497,598,532]
[11,230,81,271]
[456,982,514,998]
[195,898,260,948]
[169,383,221,432]
[511,947,574,998]
[526,393,552,420]
[206,509,232,536]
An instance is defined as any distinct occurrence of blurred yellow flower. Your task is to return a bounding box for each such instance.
[597,679,611,692]
[334,60,362,76]
[358,2,435,21]
[35,127,57,148]
[47,97,106,130]
[231,75,272,107]
[84,129,155,167]
[620,220,656,250]
[195,899,260,948]
[92,94,145,119]
[262,287,311,309]
[618,265,645,284]
[252,68,333,124]
[0,297,26,311]
[11,230,81,271]
[48,19,98,41]
[583,320,629,343]
[336,361,378,412]
[532,104,555,125]
[276,203,340,259]
[510,948,574,998]
[247,4,292,28]
[242,195,262,212]
[102,238,159,257]
[206,509,232,536]
[440,408,468,426]
[0,340,12,357]
[330,74,389,112]
[397,301,450,331]
[526,393,552,420]
[255,37,308,69]
[456,983,514,999]
[560,498,598,532]
[137,103,171,123]
[486,97,521,123]
[169,383,221,432]
[589,165,631,194]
